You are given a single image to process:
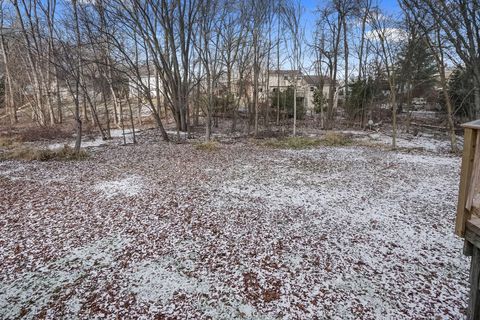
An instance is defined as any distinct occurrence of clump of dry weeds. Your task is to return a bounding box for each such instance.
[0,145,88,161]
[194,140,220,151]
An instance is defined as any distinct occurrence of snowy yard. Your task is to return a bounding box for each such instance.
[0,131,469,319]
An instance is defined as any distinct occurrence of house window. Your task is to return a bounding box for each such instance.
[272,88,277,92]
[284,76,288,80]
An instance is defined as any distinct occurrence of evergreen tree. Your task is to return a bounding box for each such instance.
[345,78,376,121]
[396,36,438,99]
[313,89,326,114]
[448,67,476,120]
[270,86,306,119]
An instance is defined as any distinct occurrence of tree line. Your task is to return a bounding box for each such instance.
[0,0,478,152]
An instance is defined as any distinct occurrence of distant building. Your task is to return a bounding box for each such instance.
[267,70,337,114]
[128,66,161,99]
[129,67,339,115]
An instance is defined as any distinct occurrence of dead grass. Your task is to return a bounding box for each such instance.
[261,132,352,150]
[17,126,72,142]
[354,140,430,154]
[0,136,22,148]
[321,131,352,146]
[0,145,88,161]
[194,140,220,151]
[262,136,323,149]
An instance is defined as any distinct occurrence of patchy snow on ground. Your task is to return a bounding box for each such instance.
[93,175,144,198]
[0,161,26,177]
[48,137,107,150]
[47,128,141,150]
[362,131,462,153]
[0,235,129,319]
[0,130,469,319]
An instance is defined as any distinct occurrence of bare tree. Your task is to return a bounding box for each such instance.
[112,0,199,137]
[0,3,17,124]
[315,0,346,130]
[404,0,480,118]
[400,0,458,152]
[369,9,401,148]
[249,0,271,136]
[195,0,225,141]
[284,0,303,136]
[218,2,250,133]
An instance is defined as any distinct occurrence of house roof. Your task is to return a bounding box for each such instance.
[303,75,332,85]
[304,75,330,85]
[269,70,302,75]
[268,71,333,85]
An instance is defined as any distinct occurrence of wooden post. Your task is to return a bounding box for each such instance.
[466,218,480,319]
[456,122,480,236]
[457,120,480,319]
[470,247,480,319]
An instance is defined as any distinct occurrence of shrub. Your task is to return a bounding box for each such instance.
[344,79,375,121]
[321,131,351,146]
[313,89,327,114]
[262,132,352,149]
[270,86,306,120]
[446,67,476,120]
[53,145,89,160]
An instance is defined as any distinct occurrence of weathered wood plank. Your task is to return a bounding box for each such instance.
[465,240,474,256]
[463,120,480,130]
[467,134,480,211]
[466,230,480,252]
[456,128,478,236]
[469,247,480,319]
[465,218,480,256]
[467,217,480,236]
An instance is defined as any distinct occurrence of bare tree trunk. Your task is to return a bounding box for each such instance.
[195,64,200,127]
[54,65,62,123]
[343,17,349,99]
[293,83,297,136]
[12,0,46,125]
[276,8,281,126]
[72,0,82,153]
[327,15,343,130]
[253,30,259,137]
[127,97,137,144]
[44,0,63,124]
[206,72,212,141]
[391,83,397,149]
[0,29,16,124]
[357,3,368,81]
[102,88,112,139]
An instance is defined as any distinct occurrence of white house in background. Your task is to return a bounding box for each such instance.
[128,66,161,99]
[128,66,339,115]
[267,70,338,114]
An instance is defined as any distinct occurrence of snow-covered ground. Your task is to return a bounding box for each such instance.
[0,131,468,319]
[47,128,139,150]
[362,131,463,153]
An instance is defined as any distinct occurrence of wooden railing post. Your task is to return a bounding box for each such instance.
[457,120,480,319]
[456,127,478,236]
